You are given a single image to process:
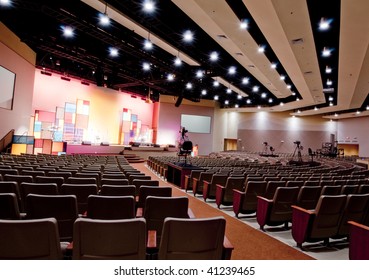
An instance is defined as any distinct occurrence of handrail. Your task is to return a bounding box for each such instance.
[0,129,15,153]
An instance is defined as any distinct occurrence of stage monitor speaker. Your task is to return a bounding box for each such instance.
[175,95,183,107]
[82,141,91,145]
[100,142,110,146]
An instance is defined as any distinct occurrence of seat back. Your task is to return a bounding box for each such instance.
[0,193,21,219]
[158,217,226,260]
[47,171,72,181]
[222,177,245,203]
[242,181,268,211]
[101,178,129,186]
[132,179,159,196]
[144,196,189,241]
[20,182,58,210]
[66,176,97,185]
[321,185,342,195]
[359,184,369,194]
[206,174,228,198]
[35,176,64,188]
[59,183,98,214]
[72,217,146,260]
[0,218,62,259]
[193,172,214,194]
[0,181,20,203]
[264,181,286,199]
[285,180,304,188]
[87,195,135,219]
[100,185,136,196]
[136,186,172,209]
[129,174,151,184]
[341,185,359,195]
[309,195,347,239]
[337,193,369,236]
[26,194,78,242]
[269,187,299,222]
[296,186,322,209]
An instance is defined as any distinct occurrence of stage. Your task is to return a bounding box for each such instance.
[65,144,177,159]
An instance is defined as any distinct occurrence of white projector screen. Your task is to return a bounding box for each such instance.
[181,114,211,133]
[0,65,16,110]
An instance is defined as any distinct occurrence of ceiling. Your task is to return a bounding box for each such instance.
[1,0,369,119]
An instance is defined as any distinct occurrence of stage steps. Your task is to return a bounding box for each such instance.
[124,154,145,163]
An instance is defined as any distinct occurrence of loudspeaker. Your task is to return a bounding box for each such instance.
[100,142,110,146]
[175,95,183,107]
[82,141,91,145]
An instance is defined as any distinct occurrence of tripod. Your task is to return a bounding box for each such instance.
[292,144,303,162]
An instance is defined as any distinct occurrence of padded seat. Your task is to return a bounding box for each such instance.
[87,195,135,219]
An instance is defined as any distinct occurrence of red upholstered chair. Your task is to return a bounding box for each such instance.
[296,186,322,210]
[136,186,172,211]
[0,193,21,219]
[256,187,299,231]
[100,185,136,196]
[203,174,228,202]
[263,181,286,199]
[233,180,267,218]
[72,217,147,260]
[192,172,215,197]
[158,217,231,260]
[132,179,159,196]
[59,183,98,214]
[184,170,203,192]
[291,195,347,249]
[348,221,369,260]
[215,177,245,208]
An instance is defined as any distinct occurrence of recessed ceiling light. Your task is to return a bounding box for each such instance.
[356,110,361,115]
[334,113,339,117]
[196,70,204,78]
[261,92,267,98]
[247,99,251,104]
[322,47,332,57]
[228,66,236,75]
[326,79,333,86]
[144,39,153,50]
[257,105,261,109]
[314,106,318,111]
[143,0,155,12]
[225,100,229,105]
[226,88,232,94]
[174,57,182,66]
[280,75,286,80]
[319,18,332,31]
[235,104,239,108]
[99,13,110,26]
[213,80,219,87]
[325,66,332,73]
[268,98,273,103]
[280,102,284,106]
[297,110,301,114]
[214,95,219,100]
[0,0,11,6]
[252,86,259,92]
[186,82,192,89]
[258,45,265,53]
[201,89,207,95]
[366,105,369,110]
[271,63,277,69]
[329,102,333,106]
[329,96,333,101]
[210,51,219,62]
[291,91,296,96]
[296,97,300,101]
[242,77,249,84]
[109,47,118,57]
[287,84,292,89]
[167,74,175,81]
[61,26,74,38]
[237,95,242,100]
[183,30,194,42]
[142,62,151,71]
[240,19,248,30]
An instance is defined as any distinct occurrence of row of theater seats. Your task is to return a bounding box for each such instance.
[0,153,233,260]
[147,156,369,259]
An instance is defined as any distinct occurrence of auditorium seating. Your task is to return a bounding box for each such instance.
[348,221,369,260]
[86,195,135,219]
[202,174,228,202]
[215,177,245,208]
[0,193,21,219]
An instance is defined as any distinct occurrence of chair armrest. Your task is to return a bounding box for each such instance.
[232,189,246,217]
[222,236,234,260]
[348,221,369,260]
[147,230,157,249]
[136,207,143,217]
[187,208,195,218]
[256,196,273,229]
[215,184,226,207]
[291,205,316,246]
[348,221,369,230]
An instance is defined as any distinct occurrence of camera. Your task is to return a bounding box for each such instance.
[263,142,268,145]
[294,141,301,145]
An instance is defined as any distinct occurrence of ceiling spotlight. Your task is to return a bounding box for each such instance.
[61,26,74,38]
[225,100,229,105]
[237,95,242,100]
[242,77,249,84]
[109,47,119,57]
[201,89,207,95]
[142,62,151,71]
[0,0,11,6]
[366,105,369,110]
[329,102,334,106]
[329,96,334,101]
[287,84,292,89]
[99,13,110,26]
[213,80,219,87]
[280,75,286,80]
[280,102,284,106]
[322,47,332,57]
[196,70,204,78]
[268,98,273,103]
[240,19,249,30]
[356,110,361,115]
[167,73,175,81]
[296,97,300,101]
[183,30,194,42]
[297,110,301,114]
[291,91,296,96]
[314,106,318,111]
[173,57,182,67]
[214,95,219,100]
[261,92,267,98]
[246,99,251,104]
[258,45,265,53]
[228,66,236,75]
[257,105,261,109]
[186,82,193,89]
[144,39,153,50]
[325,66,332,73]
[271,63,277,69]
[319,18,332,31]
[210,51,219,62]
[143,0,155,12]
[326,79,333,86]
[226,88,232,94]
[235,104,239,108]
[252,86,259,92]
[334,113,339,117]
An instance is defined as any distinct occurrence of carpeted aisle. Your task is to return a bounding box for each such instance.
[132,162,314,260]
